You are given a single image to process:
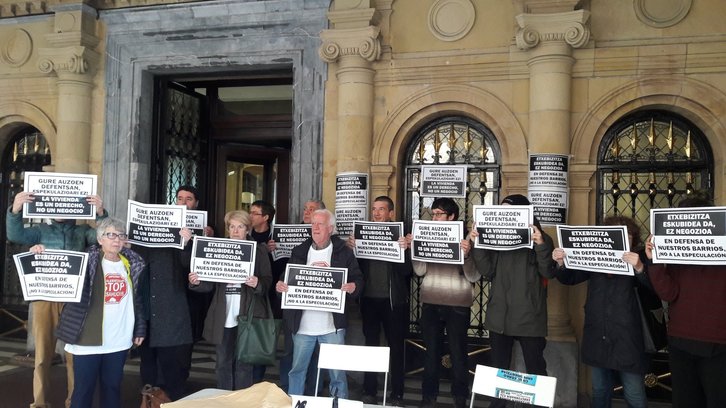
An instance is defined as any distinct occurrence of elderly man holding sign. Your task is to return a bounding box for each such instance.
[275,208,363,399]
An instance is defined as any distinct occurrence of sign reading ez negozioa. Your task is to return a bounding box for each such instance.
[650,207,726,264]
[271,224,312,261]
[411,220,464,264]
[14,249,89,302]
[420,165,467,198]
[353,221,405,263]
[282,264,347,313]
[472,205,533,250]
[557,225,632,275]
[23,172,97,219]
[191,237,257,283]
[127,200,186,249]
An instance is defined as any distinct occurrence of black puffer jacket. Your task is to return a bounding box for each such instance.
[553,251,652,374]
[57,246,147,345]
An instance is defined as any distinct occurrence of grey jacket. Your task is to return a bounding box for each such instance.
[466,232,555,337]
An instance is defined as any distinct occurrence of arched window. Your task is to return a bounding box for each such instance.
[597,110,713,242]
[403,116,501,339]
[1,127,52,307]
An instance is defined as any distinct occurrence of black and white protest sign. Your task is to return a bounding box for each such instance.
[528,154,569,188]
[271,224,312,261]
[282,264,347,313]
[411,220,464,264]
[472,205,533,250]
[353,221,405,263]
[557,225,632,275]
[14,249,88,302]
[650,207,726,264]
[335,173,368,207]
[335,206,367,238]
[335,172,369,237]
[420,165,467,198]
[186,210,207,237]
[23,172,97,219]
[190,237,257,283]
[530,190,568,226]
[127,200,186,249]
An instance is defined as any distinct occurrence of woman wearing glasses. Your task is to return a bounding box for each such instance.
[49,217,146,408]
[188,210,272,390]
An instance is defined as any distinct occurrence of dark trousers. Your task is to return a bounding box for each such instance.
[361,297,407,398]
[669,344,726,408]
[420,303,470,400]
[70,350,128,408]
[488,332,547,408]
[216,327,253,390]
[139,340,191,400]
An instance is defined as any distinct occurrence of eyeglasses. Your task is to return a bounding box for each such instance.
[103,232,128,240]
[431,211,450,217]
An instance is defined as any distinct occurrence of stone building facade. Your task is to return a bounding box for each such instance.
[1,0,725,405]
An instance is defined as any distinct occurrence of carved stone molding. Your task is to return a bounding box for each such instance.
[634,0,692,28]
[515,9,590,51]
[37,46,99,76]
[319,25,381,63]
[0,28,33,68]
[427,0,475,42]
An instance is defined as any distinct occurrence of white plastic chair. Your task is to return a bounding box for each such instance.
[470,364,557,408]
[316,343,391,406]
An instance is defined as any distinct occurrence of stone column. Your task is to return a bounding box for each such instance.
[37,5,99,174]
[319,7,381,175]
[516,9,590,340]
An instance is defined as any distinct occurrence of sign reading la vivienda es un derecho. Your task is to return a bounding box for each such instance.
[282,264,347,313]
[528,153,569,226]
[556,225,632,275]
[472,205,533,251]
[411,220,464,265]
[420,165,467,198]
[335,172,368,237]
[190,237,257,284]
[23,172,97,219]
[127,200,186,249]
[650,206,726,265]
[14,249,89,302]
[353,221,405,263]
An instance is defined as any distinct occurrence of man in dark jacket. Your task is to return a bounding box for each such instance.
[275,208,363,399]
[348,196,411,406]
[134,185,209,400]
[7,190,106,408]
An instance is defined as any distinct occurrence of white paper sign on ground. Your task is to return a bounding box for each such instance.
[290,395,363,408]
[471,364,557,408]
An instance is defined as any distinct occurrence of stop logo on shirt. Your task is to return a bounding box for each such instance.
[105,274,128,304]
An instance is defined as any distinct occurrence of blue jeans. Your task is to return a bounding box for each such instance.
[71,350,128,408]
[289,329,347,398]
[591,366,647,408]
[420,304,470,400]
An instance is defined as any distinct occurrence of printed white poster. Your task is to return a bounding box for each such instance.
[190,237,257,283]
[411,220,464,264]
[282,264,347,313]
[14,250,89,302]
[650,207,726,264]
[127,200,186,249]
[420,165,467,198]
[353,221,405,263]
[23,172,98,219]
[271,224,312,261]
[557,225,632,275]
[472,205,534,250]
[185,210,207,237]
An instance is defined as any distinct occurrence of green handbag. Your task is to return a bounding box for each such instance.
[236,293,281,366]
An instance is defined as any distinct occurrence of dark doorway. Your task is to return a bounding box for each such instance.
[152,68,293,233]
